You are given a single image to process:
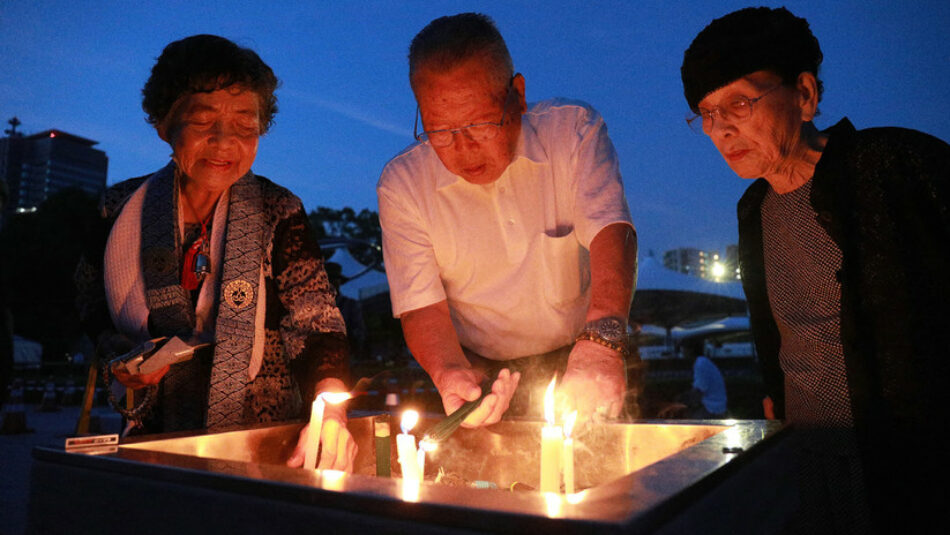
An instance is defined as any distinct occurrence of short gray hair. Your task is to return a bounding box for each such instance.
[409,12,513,97]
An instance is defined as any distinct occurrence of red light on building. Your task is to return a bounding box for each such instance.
[49,132,57,138]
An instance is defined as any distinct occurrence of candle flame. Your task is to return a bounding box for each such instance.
[401,409,419,434]
[320,392,352,405]
[543,375,557,424]
[563,410,577,439]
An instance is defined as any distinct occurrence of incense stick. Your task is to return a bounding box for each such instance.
[423,382,491,443]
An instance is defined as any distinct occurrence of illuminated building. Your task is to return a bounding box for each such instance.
[663,246,741,281]
[1,123,108,220]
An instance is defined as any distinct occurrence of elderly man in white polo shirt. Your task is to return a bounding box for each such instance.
[378,13,636,426]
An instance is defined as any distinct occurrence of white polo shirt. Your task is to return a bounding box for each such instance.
[377,99,633,360]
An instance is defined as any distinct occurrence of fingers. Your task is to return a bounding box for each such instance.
[460,369,520,427]
[342,433,358,472]
[460,394,497,428]
[441,392,466,417]
[141,364,171,385]
[559,342,628,420]
[607,400,621,419]
[111,363,170,390]
[317,419,341,471]
[438,368,484,416]
[318,423,357,472]
[485,370,520,424]
[291,419,357,473]
[286,425,307,467]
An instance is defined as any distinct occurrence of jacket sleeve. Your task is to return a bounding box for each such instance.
[270,207,350,401]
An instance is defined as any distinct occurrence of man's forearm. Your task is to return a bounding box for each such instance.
[400,300,473,385]
[586,223,637,322]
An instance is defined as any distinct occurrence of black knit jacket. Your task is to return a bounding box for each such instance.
[737,118,950,528]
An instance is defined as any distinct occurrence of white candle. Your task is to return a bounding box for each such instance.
[303,392,351,470]
[563,410,577,495]
[540,375,563,493]
[304,396,325,470]
[397,410,420,482]
[417,437,436,481]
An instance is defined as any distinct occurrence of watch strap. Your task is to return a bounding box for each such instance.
[575,330,630,359]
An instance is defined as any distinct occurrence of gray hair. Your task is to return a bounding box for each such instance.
[409,12,513,97]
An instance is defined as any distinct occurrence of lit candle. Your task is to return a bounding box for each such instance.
[417,437,437,481]
[304,392,352,470]
[539,375,563,493]
[563,410,577,495]
[397,409,420,482]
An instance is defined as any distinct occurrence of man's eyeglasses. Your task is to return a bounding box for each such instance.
[686,85,780,134]
[414,83,514,148]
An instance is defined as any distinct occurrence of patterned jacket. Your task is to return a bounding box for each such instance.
[76,170,348,433]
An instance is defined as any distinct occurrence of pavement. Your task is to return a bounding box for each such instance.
[0,403,122,535]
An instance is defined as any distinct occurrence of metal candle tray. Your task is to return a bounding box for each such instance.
[28,415,796,534]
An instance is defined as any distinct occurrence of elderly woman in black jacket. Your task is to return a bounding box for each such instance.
[682,7,949,534]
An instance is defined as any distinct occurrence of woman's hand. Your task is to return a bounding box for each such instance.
[110,361,170,390]
[287,379,358,472]
[287,401,358,472]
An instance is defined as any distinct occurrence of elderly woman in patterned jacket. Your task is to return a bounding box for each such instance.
[75,34,356,471]
[681,7,949,534]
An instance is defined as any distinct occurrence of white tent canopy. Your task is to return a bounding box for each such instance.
[13,335,42,369]
[671,315,750,340]
[327,247,369,279]
[326,247,389,300]
[636,256,745,300]
[327,250,746,303]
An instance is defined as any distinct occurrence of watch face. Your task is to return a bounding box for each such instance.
[591,317,626,342]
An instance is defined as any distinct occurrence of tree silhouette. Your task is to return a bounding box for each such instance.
[0,188,98,361]
[308,206,382,268]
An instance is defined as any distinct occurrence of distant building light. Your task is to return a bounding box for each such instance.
[16,206,38,214]
[49,131,57,138]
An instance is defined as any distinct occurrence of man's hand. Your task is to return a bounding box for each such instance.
[287,401,358,472]
[434,366,521,428]
[559,340,627,419]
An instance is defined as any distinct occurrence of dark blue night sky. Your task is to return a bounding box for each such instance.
[2,0,948,256]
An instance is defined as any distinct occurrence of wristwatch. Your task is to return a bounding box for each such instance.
[575,316,630,358]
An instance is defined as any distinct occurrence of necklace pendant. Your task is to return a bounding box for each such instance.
[194,252,211,280]
[181,239,208,291]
